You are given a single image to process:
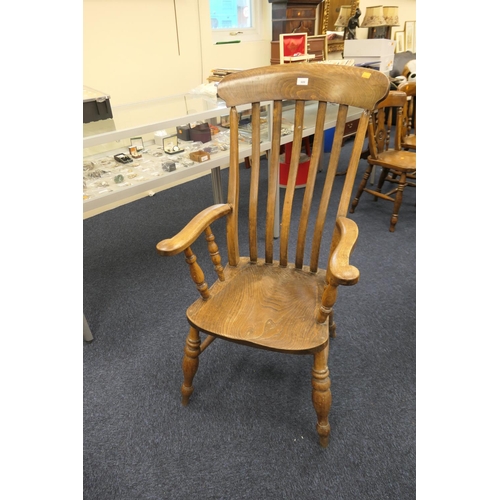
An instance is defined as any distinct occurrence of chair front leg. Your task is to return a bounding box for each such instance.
[312,343,332,448]
[181,326,201,406]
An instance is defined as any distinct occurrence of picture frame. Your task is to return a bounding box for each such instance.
[404,21,416,53]
[394,31,405,53]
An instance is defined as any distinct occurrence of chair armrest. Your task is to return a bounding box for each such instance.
[327,217,360,286]
[156,203,232,256]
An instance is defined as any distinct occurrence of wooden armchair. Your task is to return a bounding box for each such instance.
[156,64,389,447]
[350,91,416,232]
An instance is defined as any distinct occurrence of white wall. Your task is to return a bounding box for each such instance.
[83,0,415,106]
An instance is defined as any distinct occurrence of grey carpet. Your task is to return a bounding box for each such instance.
[83,148,416,500]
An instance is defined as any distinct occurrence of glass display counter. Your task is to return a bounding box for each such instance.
[83,91,362,219]
[83,92,271,218]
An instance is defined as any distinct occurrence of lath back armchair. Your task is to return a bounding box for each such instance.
[156,64,389,447]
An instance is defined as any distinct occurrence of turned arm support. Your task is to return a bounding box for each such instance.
[317,217,359,324]
[156,204,232,256]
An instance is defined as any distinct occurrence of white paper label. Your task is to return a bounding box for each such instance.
[297,78,309,86]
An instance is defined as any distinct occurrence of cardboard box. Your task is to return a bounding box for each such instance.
[189,151,210,163]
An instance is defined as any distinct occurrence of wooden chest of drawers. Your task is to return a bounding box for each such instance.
[270,1,322,40]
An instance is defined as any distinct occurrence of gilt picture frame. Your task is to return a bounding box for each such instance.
[394,31,405,53]
[404,21,416,53]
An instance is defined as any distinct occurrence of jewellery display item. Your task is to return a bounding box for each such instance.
[83,160,95,171]
[190,123,211,143]
[150,147,164,157]
[163,135,184,155]
[97,157,115,168]
[176,125,191,142]
[114,153,133,164]
[128,145,142,159]
[177,158,195,167]
[161,160,176,172]
[86,169,105,179]
[203,145,219,154]
[183,141,203,153]
[114,174,125,184]
[189,150,210,163]
[130,136,144,151]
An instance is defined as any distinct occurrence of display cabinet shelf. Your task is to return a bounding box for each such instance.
[83,93,245,149]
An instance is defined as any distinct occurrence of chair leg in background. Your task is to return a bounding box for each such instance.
[374,168,390,201]
[389,172,407,232]
[350,164,373,214]
[181,326,201,406]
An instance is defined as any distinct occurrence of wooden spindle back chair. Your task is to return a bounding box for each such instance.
[350,90,416,232]
[156,64,389,447]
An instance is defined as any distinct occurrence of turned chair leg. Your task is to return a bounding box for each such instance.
[389,172,407,232]
[181,326,201,406]
[350,164,372,213]
[374,167,389,201]
[312,344,332,448]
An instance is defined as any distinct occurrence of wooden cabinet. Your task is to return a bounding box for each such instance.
[343,118,359,142]
[269,0,323,41]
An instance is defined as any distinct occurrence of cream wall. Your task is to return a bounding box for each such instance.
[83,0,272,105]
[83,0,415,106]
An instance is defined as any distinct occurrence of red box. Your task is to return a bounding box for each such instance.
[279,152,310,188]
